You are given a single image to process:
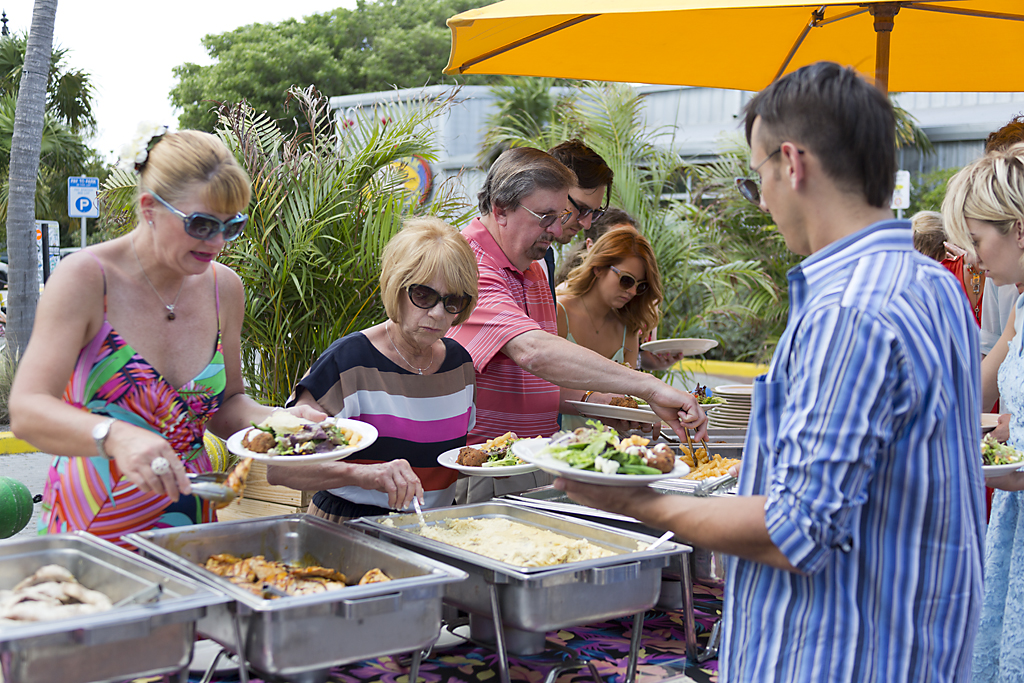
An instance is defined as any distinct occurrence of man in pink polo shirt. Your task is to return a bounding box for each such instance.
[447,147,706,501]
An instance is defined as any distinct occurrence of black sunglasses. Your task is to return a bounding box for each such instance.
[407,284,472,315]
[568,194,607,223]
[520,204,573,229]
[609,265,649,295]
[150,191,248,241]
[735,148,804,208]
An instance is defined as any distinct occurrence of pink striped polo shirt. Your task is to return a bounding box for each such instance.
[447,218,560,445]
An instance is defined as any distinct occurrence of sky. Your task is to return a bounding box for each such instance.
[2,0,359,162]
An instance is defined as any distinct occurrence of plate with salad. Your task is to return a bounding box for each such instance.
[438,432,538,477]
[512,423,690,486]
[226,412,378,466]
[565,399,660,424]
[981,434,1024,478]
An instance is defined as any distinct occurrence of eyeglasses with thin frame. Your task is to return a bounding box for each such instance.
[520,204,572,229]
[735,148,804,208]
[568,194,607,223]
[608,265,649,295]
[150,191,248,241]
[407,284,472,315]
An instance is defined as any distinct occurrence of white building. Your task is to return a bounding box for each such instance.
[330,84,1024,208]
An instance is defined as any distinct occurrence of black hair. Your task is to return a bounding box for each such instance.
[548,139,614,207]
[743,61,896,208]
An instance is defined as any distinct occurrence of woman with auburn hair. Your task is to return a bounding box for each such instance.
[9,127,322,546]
[556,226,662,429]
[267,217,479,521]
[942,143,1024,681]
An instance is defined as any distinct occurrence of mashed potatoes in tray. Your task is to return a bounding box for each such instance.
[411,517,617,567]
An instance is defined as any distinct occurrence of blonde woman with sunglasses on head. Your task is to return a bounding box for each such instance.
[9,128,323,547]
[556,227,662,430]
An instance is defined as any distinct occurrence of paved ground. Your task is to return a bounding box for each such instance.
[2,451,51,540]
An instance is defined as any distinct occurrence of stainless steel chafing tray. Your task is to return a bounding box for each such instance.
[349,502,687,650]
[0,531,227,683]
[127,514,466,683]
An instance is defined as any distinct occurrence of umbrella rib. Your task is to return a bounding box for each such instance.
[455,14,599,73]
[906,4,1024,22]
[774,5,867,81]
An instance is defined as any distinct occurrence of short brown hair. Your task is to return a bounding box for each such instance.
[477,147,576,215]
[380,217,479,326]
[138,130,251,215]
[985,115,1024,153]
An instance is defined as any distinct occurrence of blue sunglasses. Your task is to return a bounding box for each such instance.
[150,191,248,242]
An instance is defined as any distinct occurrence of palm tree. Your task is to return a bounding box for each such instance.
[5,0,57,357]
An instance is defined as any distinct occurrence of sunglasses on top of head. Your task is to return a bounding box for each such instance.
[407,284,472,315]
[608,265,649,295]
[149,191,248,242]
[568,194,607,223]
[520,204,573,229]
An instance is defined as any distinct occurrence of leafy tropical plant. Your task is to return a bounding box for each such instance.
[101,86,472,406]
[482,81,778,363]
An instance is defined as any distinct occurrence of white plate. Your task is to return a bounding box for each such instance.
[982,413,1000,434]
[512,437,690,487]
[225,418,378,466]
[436,446,538,477]
[983,462,1024,478]
[641,338,718,356]
[566,400,660,424]
[713,384,753,397]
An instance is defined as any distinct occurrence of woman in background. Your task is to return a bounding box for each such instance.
[556,227,662,429]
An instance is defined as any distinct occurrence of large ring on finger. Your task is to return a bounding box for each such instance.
[150,456,171,476]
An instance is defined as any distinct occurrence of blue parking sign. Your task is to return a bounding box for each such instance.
[68,176,100,218]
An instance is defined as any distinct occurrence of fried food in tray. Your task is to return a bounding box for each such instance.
[456,431,523,467]
[203,553,390,598]
[679,446,741,480]
[0,564,113,624]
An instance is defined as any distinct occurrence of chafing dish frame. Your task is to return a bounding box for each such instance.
[349,501,689,683]
[0,531,228,683]
[127,513,467,683]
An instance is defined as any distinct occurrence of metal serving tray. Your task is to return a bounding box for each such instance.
[350,502,686,635]
[127,514,466,683]
[0,532,227,683]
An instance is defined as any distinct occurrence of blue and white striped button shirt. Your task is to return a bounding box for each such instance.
[722,220,986,682]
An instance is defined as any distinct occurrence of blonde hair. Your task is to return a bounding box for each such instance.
[943,143,1024,261]
[380,217,479,326]
[910,211,947,261]
[562,226,661,335]
[138,130,251,215]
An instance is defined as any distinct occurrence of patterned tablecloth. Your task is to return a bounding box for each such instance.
[138,583,723,683]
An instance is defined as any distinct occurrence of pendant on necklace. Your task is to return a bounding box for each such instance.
[166,306,176,321]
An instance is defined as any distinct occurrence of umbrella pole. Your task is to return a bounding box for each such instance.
[870,3,900,94]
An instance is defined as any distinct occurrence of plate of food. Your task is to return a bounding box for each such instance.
[641,338,718,356]
[981,434,1024,478]
[226,411,378,466]
[437,432,538,477]
[512,424,689,486]
[565,398,660,424]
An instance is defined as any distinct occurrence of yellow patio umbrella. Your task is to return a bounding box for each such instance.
[445,1,1024,93]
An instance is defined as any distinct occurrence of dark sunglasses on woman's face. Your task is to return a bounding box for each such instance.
[609,265,649,295]
[407,284,472,315]
[150,191,248,242]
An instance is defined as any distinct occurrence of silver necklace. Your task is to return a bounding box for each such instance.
[385,321,432,374]
[580,296,604,335]
[131,236,184,320]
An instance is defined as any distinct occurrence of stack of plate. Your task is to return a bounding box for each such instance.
[707,384,753,429]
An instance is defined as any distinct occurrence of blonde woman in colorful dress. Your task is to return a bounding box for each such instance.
[9,127,321,547]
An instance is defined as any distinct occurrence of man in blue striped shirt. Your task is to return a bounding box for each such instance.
[556,61,985,681]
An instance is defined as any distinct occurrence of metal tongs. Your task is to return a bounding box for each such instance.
[187,471,236,505]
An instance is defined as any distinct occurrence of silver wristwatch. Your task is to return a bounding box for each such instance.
[91,418,116,460]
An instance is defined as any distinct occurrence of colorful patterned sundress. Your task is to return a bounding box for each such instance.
[39,253,226,548]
